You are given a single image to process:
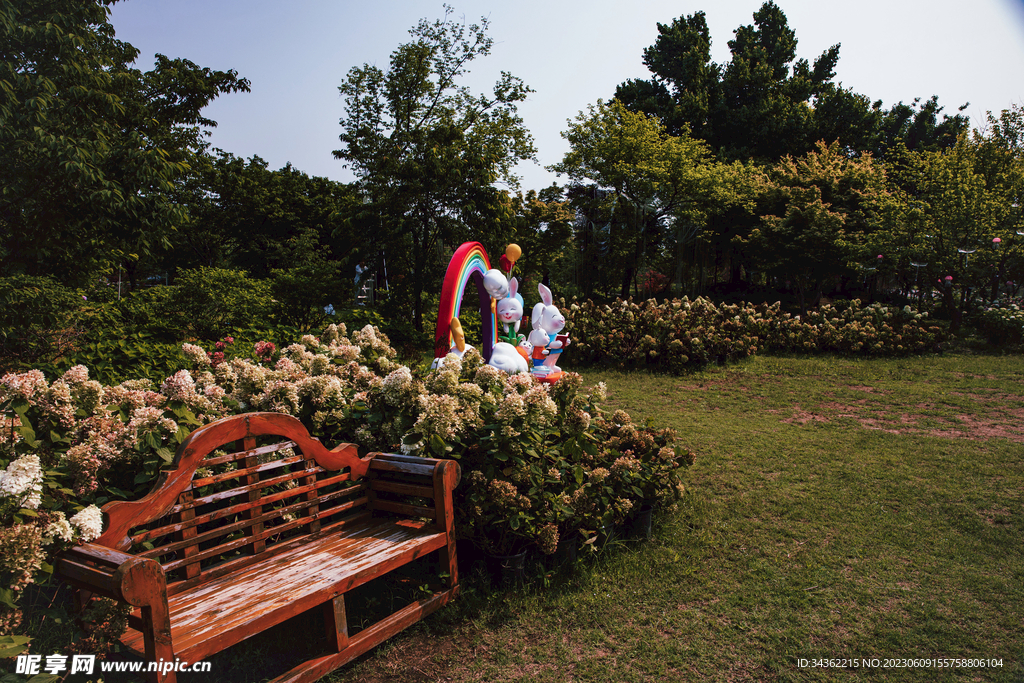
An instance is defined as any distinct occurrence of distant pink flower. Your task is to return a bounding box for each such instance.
[224,337,234,344]
[254,341,276,360]
[215,341,225,351]
[993,237,1002,244]
[82,295,87,300]
[877,254,883,259]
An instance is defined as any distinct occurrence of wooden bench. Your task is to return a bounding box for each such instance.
[55,412,460,683]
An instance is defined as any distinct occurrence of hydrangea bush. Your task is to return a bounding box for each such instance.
[974,297,1024,346]
[0,322,695,643]
[567,297,946,373]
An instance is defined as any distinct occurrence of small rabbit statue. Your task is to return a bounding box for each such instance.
[487,341,529,374]
[529,283,569,375]
[496,277,524,344]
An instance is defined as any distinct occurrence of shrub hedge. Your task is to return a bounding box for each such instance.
[566,296,946,373]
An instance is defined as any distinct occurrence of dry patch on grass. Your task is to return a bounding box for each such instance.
[776,384,1024,442]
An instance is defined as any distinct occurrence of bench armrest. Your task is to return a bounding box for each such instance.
[367,453,460,534]
[56,543,168,608]
[368,453,460,485]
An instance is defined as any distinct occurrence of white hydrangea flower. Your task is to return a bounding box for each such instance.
[0,453,44,510]
[60,365,90,385]
[70,505,104,542]
[45,512,75,544]
[182,343,211,367]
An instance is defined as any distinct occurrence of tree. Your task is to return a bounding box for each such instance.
[882,120,1023,331]
[615,2,838,162]
[0,0,249,286]
[334,6,535,330]
[507,185,575,293]
[172,152,356,280]
[615,2,967,163]
[550,99,734,297]
[741,141,890,314]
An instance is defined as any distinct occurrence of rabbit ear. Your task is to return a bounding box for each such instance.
[508,277,518,299]
[538,283,552,306]
[532,302,545,327]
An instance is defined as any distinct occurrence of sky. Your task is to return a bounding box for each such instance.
[108,0,1024,193]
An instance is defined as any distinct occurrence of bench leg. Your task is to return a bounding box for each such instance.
[141,602,176,683]
[439,539,459,590]
[322,595,349,652]
[271,589,457,683]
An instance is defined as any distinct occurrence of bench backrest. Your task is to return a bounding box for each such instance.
[96,413,386,595]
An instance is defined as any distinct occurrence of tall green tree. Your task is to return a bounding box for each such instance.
[173,152,356,279]
[551,99,736,297]
[507,185,575,292]
[615,2,838,162]
[334,6,535,330]
[0,0,249,285]
[882,119,1023,331]
[741,141,890,314]
[615,1,967,162]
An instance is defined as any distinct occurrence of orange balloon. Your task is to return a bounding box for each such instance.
[505,243,522,262]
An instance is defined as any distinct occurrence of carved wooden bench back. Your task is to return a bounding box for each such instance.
[95,413,375,595]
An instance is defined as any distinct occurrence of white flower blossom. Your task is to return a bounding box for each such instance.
[0,454,44,510]
[45,512,75,544]
[70,505,104,542]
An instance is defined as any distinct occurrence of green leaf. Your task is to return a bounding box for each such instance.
[0,635,32,660]
[0,588,18,610]
[156,446,174,463]
[17,423,38,448]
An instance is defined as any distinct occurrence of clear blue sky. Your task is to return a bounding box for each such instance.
[109,0,1024,193]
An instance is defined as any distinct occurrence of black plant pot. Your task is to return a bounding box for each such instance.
[488,549,528,587]
[628,505,655,540]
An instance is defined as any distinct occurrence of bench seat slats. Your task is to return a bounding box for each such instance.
[163,510,374,597]
[120,518,446,662]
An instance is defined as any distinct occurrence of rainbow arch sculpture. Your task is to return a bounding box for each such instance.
[434,242,498,362]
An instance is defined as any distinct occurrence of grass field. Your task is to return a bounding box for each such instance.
[319,352,1023,683]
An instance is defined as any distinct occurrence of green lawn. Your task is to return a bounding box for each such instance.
[322,353,1023,683]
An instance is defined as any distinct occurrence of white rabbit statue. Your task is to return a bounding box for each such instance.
[496,277,524,345]
[529,283,569,375]
[487,341,529,374]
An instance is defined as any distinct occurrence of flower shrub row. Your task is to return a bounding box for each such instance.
[566,297,946,373]
[0,323,694,644]
[973,297,1024,346]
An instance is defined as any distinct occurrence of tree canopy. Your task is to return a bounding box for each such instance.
[334,5,536,329]
[614,1,968,162]
[0,0,249,286]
